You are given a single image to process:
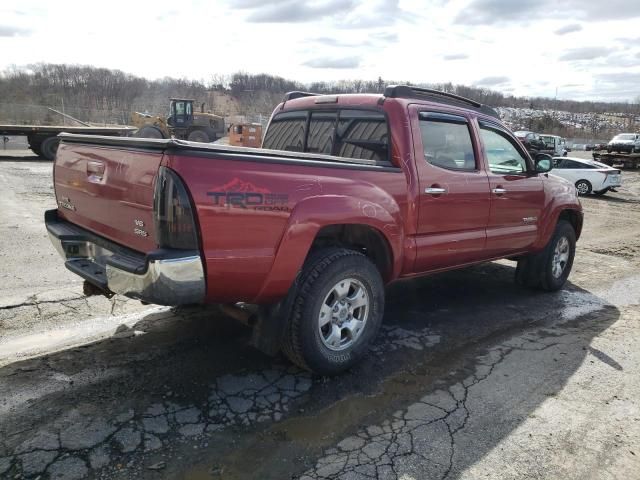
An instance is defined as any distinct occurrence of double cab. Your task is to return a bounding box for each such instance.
[46,85,583,374]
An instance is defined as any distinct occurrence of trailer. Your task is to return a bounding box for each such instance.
[592,150,640,169]
[0,124,136,160]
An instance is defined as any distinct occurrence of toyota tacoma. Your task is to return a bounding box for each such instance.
[46,85,583,375]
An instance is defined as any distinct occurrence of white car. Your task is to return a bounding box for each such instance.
[607,133,640,154]
[551,157,621,196]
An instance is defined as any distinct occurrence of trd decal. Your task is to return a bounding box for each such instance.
[207,178,290,211]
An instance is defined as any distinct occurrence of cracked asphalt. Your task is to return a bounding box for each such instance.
[0,149,639,479]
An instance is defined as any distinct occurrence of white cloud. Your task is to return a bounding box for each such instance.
[0,0,638,101]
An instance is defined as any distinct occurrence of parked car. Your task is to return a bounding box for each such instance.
[46,85,583,375]
[539,134,568,156]
[607,133,640,153]
[552,157,621,196]
[514,130,546,151]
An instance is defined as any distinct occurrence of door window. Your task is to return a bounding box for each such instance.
[419,114,476,170]
[479,126,529,174]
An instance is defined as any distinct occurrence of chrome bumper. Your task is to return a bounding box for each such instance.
[45,210,205,305]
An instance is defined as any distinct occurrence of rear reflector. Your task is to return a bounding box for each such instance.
[153,167,198,250]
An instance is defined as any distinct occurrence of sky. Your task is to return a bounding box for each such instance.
[1,0,640,102]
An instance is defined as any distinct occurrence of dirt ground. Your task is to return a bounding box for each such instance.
[0,148,639,480]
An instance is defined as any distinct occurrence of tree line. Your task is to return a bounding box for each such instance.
[0,63,638,126]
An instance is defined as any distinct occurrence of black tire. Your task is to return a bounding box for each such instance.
[30,143,43,157]
[40,136,60,161]
[593,188,609,196]
[187,128,215,143]
[575,179,592,195]
[134,125,165,139]
[607,148,612,153]
[515,220,576,292]
[281,248,384,376]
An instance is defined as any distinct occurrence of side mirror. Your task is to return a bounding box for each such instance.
[535,153,552,173]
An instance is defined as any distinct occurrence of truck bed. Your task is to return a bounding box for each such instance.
[56,133,397,170]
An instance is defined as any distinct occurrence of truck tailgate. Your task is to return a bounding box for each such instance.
[53,141,162,253]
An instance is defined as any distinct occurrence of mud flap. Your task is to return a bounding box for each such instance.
[250,275,301,356]
[515,252,546,289]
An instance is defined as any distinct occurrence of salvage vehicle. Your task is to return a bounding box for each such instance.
[607,133,640,153]
[551,157,621,196]
[45,86,583,375]
[513,130,546,153]
[539,134,568,157]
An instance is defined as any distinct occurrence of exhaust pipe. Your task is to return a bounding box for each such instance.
[219,303,258,327]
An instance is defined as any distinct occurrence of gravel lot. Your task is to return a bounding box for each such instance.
[0,148,639,480]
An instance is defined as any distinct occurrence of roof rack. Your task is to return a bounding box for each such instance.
[383,85,499,118]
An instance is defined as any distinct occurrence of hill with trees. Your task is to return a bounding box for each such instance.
[1,64,638,140]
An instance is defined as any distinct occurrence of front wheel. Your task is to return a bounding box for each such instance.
[282,248,384,376]
[516,220,576,291]
[575,179,592,195]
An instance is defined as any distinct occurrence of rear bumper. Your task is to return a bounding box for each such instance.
[45,209,205,305]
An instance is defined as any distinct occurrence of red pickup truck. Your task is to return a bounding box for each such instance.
[46,86,582,375]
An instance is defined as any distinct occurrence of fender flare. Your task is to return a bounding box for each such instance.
[253,195,404,303]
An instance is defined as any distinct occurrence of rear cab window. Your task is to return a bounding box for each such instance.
[261,111,306,152]
[263,108,390,164]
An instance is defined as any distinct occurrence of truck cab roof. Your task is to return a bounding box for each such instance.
[278,85,499,120]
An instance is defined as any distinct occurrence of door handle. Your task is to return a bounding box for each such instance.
[86,161,105,180]
[425,187,447,195]
[492,187,507,195]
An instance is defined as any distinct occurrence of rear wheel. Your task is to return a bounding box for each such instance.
[575,179,592,195]
[281,248,384,375]
[516,220,576,292]
[40,136,60,161]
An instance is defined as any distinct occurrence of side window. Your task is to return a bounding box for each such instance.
[479,126,529,174]
[419,114,476,171]
[335,110,388,162]
[262,111,306,152]
[569,161,591,169]
[306,111,336,154]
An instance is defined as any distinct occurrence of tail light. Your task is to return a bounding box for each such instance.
[153,166,198,250]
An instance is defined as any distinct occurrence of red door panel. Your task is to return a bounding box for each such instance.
[476,121,545,256]
[411,107,491,272]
